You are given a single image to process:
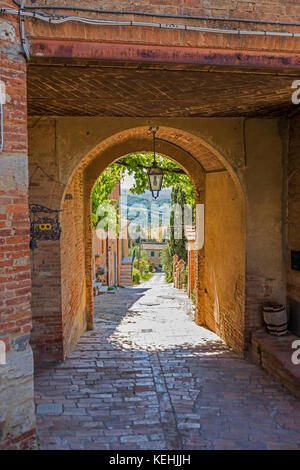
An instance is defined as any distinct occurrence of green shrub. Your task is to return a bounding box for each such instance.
[190,289,196,305]
[133,258,148,276]
[148,263,154,272]
[161,244,173,283]
[132,267,141,285]
[141,272,153,281]
[139,259,147,276]
[184,265,188,288]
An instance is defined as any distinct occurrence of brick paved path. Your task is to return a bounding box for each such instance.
[35,273,300,450]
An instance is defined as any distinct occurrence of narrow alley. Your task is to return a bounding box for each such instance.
[35,274,300,450]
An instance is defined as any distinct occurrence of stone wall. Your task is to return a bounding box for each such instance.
[0,1,36,449]
[252,330,300,400]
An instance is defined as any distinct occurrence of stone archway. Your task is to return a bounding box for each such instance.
[52,125,246,362]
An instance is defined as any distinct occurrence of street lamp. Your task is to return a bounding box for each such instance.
[148,126,163,200]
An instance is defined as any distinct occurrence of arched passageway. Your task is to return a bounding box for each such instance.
[1,0,297,450]
[28,123,246,363]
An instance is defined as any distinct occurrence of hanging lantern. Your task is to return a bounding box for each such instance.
[148,161,163,200]
[148,126,164,200]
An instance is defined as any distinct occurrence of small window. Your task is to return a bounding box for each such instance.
[151,251,155,257]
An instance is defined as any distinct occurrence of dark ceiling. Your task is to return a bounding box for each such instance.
[27,60,298,117]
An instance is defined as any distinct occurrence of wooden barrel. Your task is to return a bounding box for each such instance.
[263,303,288,336]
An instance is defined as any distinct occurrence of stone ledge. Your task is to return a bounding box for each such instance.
[252,329,300,400]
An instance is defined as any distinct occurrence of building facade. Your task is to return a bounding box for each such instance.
[92,182,129,287]
[141,243,166,271]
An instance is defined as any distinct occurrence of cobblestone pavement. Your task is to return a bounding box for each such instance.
[35,273,300,450]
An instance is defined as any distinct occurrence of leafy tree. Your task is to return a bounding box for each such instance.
[161,244,173,283]
[91,153,195,228]
[132,267,141,285]
[117,153,195,204]
[92,163,124,229]
[169,186,188,263]
[134,258,148,276]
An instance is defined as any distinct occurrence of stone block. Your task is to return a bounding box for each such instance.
[36,403,63,416]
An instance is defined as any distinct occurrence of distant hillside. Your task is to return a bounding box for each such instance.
[120,188,171,222]
[120,188,172,239]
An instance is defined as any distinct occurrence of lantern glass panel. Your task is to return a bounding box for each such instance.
[148,167,163,192]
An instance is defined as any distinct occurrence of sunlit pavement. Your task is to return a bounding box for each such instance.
[35,273,300,450]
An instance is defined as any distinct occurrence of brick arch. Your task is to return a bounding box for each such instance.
[61,125,244,205]
[84,136,206,197]
[60,125,245,354]
[74,125,226,173]
[42,123,246,363]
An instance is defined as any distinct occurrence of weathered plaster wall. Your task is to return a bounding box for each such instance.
[204,171,245,354]
[0,1,36,449]
[244,119,286,345]
[287,116,300,304]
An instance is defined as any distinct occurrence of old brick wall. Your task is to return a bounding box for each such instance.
[28,117,88,362]
[0,1,36,450]
[60,170,86,358]
[187,246,195,298]
[28,118,64,363]
[252,330,300,400]
[23,0,300,75]
[35,0,300,25]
